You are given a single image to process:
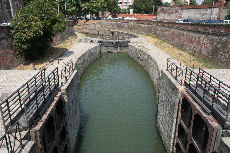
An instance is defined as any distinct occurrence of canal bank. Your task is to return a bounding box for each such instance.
[59,35,184,153]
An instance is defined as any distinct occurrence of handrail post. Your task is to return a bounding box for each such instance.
[167,59,169,71]
[175,66,178,80]
[57,68,59,88]
[6,100,12,128]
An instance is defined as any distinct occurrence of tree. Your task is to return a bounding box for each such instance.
[133,0,155,14]
[202,0,218,5]
[121,8,129,14]
[174,0,185,6]
[190,0,197,5]
[163,2,171,6]
[11,0,66,60]
[153,0,163,13]
[107,0,121,16]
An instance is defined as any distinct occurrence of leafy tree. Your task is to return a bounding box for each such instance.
[107,0,121,16]
[190,0,197,5]
[11,0,66,60]
[153,0,163,13]
[202,0,218,5]
[174,0,185,6]
[133,0,154,14]
[163,2,171,6]
[121,8,129,14]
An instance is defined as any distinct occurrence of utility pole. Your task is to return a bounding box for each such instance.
[9,0,14,19]
[58,0,60,14]
[65,0,67,19]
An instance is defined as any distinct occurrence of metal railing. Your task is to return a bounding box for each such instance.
[60,59,74,86]
[0,69,45,130]
[184,67,230,126]
[166,58,184,85]
[199,68,230,96]
[0,67,59,152]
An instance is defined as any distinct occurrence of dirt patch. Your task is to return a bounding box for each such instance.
[14,35,77,70]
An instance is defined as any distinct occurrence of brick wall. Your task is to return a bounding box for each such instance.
[0,26,22,69]
[84,21,230,68]
[117,14,156,20]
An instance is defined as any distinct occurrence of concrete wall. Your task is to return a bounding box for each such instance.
[157,7,222,21]
[83,21,230,68]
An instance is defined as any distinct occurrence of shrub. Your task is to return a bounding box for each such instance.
[11,0,66,61]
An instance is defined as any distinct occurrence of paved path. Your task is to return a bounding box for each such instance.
[0,70,39,101]
[46,33,98,74]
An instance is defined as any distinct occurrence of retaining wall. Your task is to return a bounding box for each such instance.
[61,45,101,153]
[83,21,230,68]
[127,45,182,152]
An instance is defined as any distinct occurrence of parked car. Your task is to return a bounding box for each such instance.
[224,20,230,24]
[124,17,136,20]
[117,17,124,20]
[183,18,195,23]
[176,19,184,23]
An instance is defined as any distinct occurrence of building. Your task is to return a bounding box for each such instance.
[118,0,134,9]
[0,0,23,23]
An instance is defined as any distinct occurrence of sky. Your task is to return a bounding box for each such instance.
[196,0,203,5]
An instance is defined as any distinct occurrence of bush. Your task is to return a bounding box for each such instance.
[11,0,66,61]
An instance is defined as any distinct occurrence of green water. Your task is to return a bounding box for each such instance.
[76,53,166,153]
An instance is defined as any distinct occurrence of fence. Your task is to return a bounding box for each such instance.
[184,67,230,127]
[166,58,230,127]
[166,58,184,85]
[0,65,72,152]
[60,59,74,86]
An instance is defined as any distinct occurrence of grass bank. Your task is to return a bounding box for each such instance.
[144,34,219,69]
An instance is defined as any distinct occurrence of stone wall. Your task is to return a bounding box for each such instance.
[83,21,230,68]
[0,26,22,69]
[61,46,101,153]
[52,22,76,46]
[128,45,160,92]
[157,70,184,152]
[61,71,80,153]
[127,45,182,152]
[157,2,228,21]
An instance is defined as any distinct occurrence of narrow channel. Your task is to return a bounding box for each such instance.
[76,53,166,153]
